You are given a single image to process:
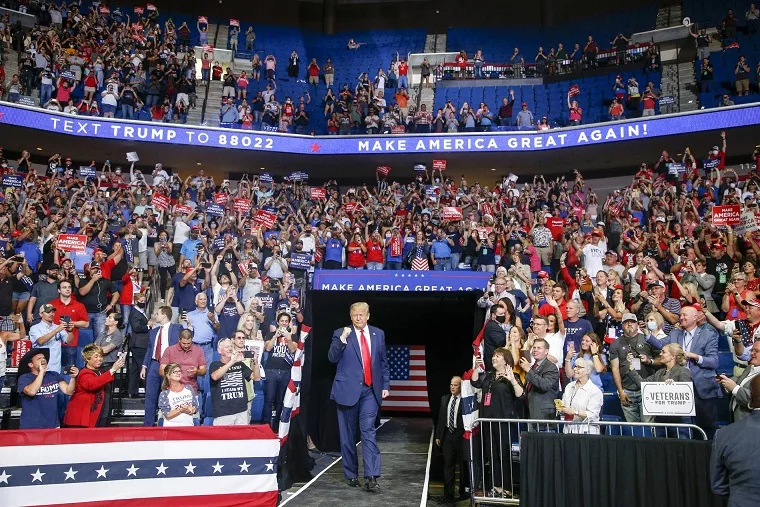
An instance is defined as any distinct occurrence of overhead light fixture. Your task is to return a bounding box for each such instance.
[491,168,496,171]
[196,162,202,166]
[36,147,43,151]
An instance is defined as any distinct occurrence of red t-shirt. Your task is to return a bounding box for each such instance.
[347,241,366,267]
[708,150,726,170]
[85,257,115,280]
[308,64,320,77]
[546,217,566,241]
[366,240,384,263]
[51,297,89,347]
[398,63,408,76]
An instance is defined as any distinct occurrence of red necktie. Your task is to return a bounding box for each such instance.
[360,329,372,386]
[527,361,538,392]
[154,327,163,361]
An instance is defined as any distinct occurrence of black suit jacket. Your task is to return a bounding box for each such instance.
[711,411,760,506]
[435,393,465,444]
[483,319,507,371]
[129,309,150,349]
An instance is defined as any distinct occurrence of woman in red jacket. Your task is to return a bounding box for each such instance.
[346,231,367,269]
[63,344,125,428]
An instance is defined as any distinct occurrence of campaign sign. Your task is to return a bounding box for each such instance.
[57,234,88,253]
[310,187,326,200]
[414,164,427,172]
[344,202,358,214]
[569,84,581,97]
[259,173,273,183]
[205,204,225,218]
[175,204,193,215]
[60,70,76,80]
[151,193,170,210]
[703,158,721,170]
[254,209,277,228]
[99,6,110,14]
[18,96,36,107]
[736,211,759,236]
[214,192,229,205]
[230,18,240,27]
[712,205,741,226]
[262,205,277,214]
[198,16,208,23]
[667,162,686,175]
[233,198,251,214]
[79,165,96,178]
[290,171,308,181]
[377,166,391,176]
[212,236,226,251]
[11,338,32,367]
[289,252,312,270]
[641,382,696,416]
[146,3,156,10]
[442,207,463,220]
[134,6,144,14]
[432,159,447,170]
[313,270,493,292]
[658,96,676,106]
[2,175,23,189]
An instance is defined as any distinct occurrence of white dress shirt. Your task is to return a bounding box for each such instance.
[447,395,461,430]
[353,326,371,362]
[561,379,604,434]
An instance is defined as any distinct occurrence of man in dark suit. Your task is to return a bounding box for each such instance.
[127,291,150,398]
[711,375,760,506]
[518,337,559,420]
[483,305,507,371]
[435,376,466,503]
[717,341,760,422]
[655,306,722,439]
[139,306,181,426]
[328,302,390,492]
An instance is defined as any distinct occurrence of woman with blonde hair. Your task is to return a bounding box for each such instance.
[158,362,198,427]
[557,357,603,434]
[642,311,667,341]
[63,344,125,428]
[237,310,267,422]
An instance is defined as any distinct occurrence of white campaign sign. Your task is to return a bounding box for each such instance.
[641,381,696,416]
[735,211,758,237]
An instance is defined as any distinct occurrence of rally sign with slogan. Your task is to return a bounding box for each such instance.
[214,192,229,205]
[289,252,312,270]
[79,166,96,178]
[703,158,721,170]
[254,209,277,228]
[57,234,88,253]
[442,207,463,220]
[151,193,170,211]
[11,339,32,367]
[175,204,193,216]
[432,159,447,171]
[343,202,358,214]
[233,198,251,215]
[641,382,696,417]
[712,205,741,226]
[134,6,144,14]
[205,204,225,218]
[735,211,759,236]
[198,16,208,23]
[2,175,23,189]
[376,166,391,176]
[310,187,326,200]
[259,173,273,183]
[230,18,240,27]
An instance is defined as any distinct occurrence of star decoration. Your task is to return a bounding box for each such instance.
[126,464,139,477]
[0,470,10,484]
[64,467,78,481]
[95,466,109,479]
[310,142,321,153]
[31,468,45,483]
[265,461,274,472]
[184,462,196,475]
[155,463,168,476]
[239,461,250,473]
[212,461,224,474]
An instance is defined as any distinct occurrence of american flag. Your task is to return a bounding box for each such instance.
[278,325,311,444]
[0,427,279,507]
[382,345,429,412]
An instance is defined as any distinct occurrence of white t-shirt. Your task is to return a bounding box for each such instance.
[543,331,566,367]
[173,220,190,244]
[582,243,605,278]
[159,386,196,427]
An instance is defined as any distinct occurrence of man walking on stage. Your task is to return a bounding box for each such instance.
[328,302,390,492]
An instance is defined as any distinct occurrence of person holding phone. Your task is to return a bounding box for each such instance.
[63,344,126,427]
[158,362,199,427]
[210,338,261,425]
[183,292,220,367]
[263,311,298,430]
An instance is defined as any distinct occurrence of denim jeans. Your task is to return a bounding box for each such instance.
[398,74,408,89]
[121,104,134,119]
[263,367,291,431]
[88,312,107,339]
[433,259,449,271]
[366,262,383,270]
[386,261,402,270]
[449,253,461,271]
[40,84,53,105]
[120,304,132,336]
[474,62,483,79]
[620,388,653,423]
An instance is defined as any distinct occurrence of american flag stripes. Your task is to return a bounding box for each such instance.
[462,324,486,439]
[0,427,279,507]
[382,345,430,412]
[277,325,311,444]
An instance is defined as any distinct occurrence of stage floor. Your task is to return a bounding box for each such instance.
[281,418,432,507]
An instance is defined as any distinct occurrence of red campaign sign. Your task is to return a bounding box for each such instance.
[310,187,326,200]
[152,193,170,210]
[57,234,88,253]
[233,198,251,214]
[376,166,391,176]
[712,205,742,226]
[11,338,32,367]
[214,192,229,205]
[198,16,208,24]
[202,44,214,53]
[99,6,110,14]
[442,207,463,220]
[134,6,144,14]
[569,84,581,96]
[343,202,358,214]
[476,226,494,240]
[175,204,193,215]
[432,159,447,171]
[391,125,406,135]
[253,209,277,229]
[230,19,240,27]
[146,3,156,10]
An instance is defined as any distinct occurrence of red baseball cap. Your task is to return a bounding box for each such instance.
[93,248,105,256]
[537,271,549,278]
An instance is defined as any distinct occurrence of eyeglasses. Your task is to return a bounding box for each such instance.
[170,369,182,375]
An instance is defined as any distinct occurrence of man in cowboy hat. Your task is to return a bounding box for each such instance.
[17,348,78,429]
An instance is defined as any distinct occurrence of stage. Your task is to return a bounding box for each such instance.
[281,418,433,507]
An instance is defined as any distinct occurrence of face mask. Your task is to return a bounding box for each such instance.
[647,321,658,331]
[730,183,736,188]
[136,302,146,308]
[495,315,506,324]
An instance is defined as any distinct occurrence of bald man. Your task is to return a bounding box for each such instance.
[652,306,722,439]
[435,376,467,502]
[711,375,760,505]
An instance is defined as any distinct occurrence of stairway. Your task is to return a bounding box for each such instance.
[434,33,447,53]
[416,33,447,112]
[654,5,698,112]
[2,48,19,91]
[204,80,225,127]
[216,24,230,54]
[424,34,436,53]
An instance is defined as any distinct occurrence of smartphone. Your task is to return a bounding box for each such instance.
[201,262,212,269]
[520,350,532,363]
[63,365,74,375]
[61,315,71,324]
[180,307,187,319]
[715,373,723,380]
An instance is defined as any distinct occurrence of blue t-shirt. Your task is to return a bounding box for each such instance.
[255,291,280,326]
[18,371,64,429]
[324,238,344,263]
[563,317,595,354]
[218,301,241,340]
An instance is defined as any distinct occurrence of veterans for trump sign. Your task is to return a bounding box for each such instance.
[641,382,696,417]
[711,205,741,226]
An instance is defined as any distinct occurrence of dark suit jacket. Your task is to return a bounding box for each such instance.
[328,325,390,406]
[142,323,181,369]
[730,366,757,422]
[483,319,507,371]
[711,411,760,506]
[435,393,464,445]
[129,309,151,349]
[659,324,722,399]
[525,359,560,420]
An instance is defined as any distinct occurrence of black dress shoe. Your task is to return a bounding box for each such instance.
[364,476,379,492]
[347,478,361,488]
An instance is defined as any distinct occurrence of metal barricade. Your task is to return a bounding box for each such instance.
[468,417,706,505]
